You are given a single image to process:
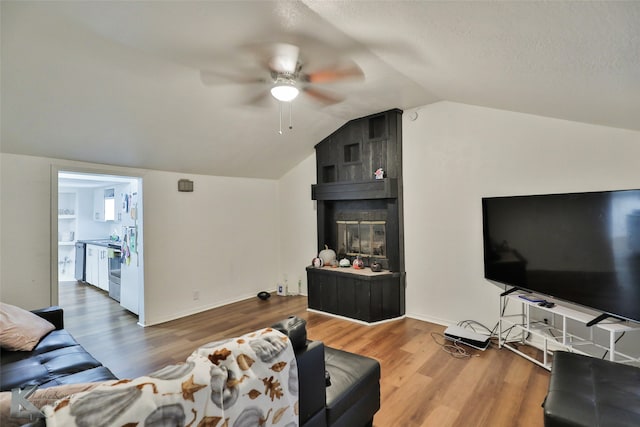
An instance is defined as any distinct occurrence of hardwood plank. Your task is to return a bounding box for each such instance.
[59,281,550,426]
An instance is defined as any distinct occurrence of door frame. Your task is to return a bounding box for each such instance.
[50,164,145,324]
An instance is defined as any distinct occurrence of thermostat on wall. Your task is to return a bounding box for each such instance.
[178,179,194,192]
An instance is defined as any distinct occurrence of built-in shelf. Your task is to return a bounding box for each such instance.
[312,178,398,201]
[307,266,404,323]
[310,109,405,323]
[58,191,77,281]
[308,266,397,278]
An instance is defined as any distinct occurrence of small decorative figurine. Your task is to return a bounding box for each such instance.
[374,168,385,180]
[312,257,324,268]
[318,245,337,265]
[370,260,382,272]
[352,256,364,269]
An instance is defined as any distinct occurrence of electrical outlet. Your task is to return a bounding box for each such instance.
[193,290,200,301]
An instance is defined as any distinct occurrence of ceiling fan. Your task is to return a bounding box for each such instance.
[200,42,364,132]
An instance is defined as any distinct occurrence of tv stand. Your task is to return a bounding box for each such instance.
[586,312,626,327]
[499,286,523,297]
[499,291,640,370]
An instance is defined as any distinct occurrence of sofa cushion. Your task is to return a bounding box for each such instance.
[544,351,640,427]
[0,329,117,391]
[0,303,55,351]
[1,330,79,365]
[324,346,380,427]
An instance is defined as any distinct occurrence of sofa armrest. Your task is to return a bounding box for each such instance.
[31,306,64,330]
[272,316,307,351]
[296,340,327,426]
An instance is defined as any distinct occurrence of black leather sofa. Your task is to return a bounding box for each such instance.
[1,308,380,427]
[295,340,381,427]
[0,306,117,392]
[543,351,640,427]
[260,315,381,427]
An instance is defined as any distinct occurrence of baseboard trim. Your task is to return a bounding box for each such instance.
[306,308,405,326]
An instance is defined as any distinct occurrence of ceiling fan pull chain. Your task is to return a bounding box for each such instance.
[289,102,293,130]
[278,101,283,135]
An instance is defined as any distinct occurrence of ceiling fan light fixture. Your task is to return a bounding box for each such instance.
[270,80,299,102]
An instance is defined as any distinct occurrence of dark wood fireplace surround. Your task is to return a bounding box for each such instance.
[307,109,406,322]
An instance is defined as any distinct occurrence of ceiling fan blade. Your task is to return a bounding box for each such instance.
[303,87,344,105]
[303,61,364,84]
[200,70,267,86]
[243,90,274,108]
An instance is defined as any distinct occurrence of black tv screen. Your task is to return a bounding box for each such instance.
[482,189,640,323]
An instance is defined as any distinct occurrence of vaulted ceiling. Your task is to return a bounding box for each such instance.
[2,1,638,179]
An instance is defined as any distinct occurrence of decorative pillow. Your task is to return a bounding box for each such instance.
[0,302,56,351]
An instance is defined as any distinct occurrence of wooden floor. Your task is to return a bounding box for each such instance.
[59,281,550,427]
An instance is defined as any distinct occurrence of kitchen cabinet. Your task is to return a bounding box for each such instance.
[85,244,97,285]
[93,189,105,222]
[93,187,116,222]
[98,247,109,291]
[85,244,109,291]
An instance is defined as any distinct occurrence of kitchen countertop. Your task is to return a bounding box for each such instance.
[78,239,122,249]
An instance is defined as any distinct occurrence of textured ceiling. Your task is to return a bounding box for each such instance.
[2,1,638,179]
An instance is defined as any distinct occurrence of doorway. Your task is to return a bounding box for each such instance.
[54,169,144,323]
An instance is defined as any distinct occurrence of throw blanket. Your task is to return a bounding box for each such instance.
[42,328,299,427]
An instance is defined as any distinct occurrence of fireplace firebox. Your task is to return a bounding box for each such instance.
[337,220,386,259]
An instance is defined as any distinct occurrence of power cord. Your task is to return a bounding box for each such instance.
[456,319,496,335]
[430,332,480,359]
[455,319,525,348]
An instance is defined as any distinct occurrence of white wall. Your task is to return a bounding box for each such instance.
[3,102,639,330]
[277,153,318,295]
[403,101,640,328]
[141,169,279,325]
[1,154,53,306]
[0,153,280,326]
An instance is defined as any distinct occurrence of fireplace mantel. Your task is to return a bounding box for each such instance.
[308,265,398,278]
[311,178,398,201]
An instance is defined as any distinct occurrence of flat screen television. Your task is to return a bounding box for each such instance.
[482,189,640,323]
